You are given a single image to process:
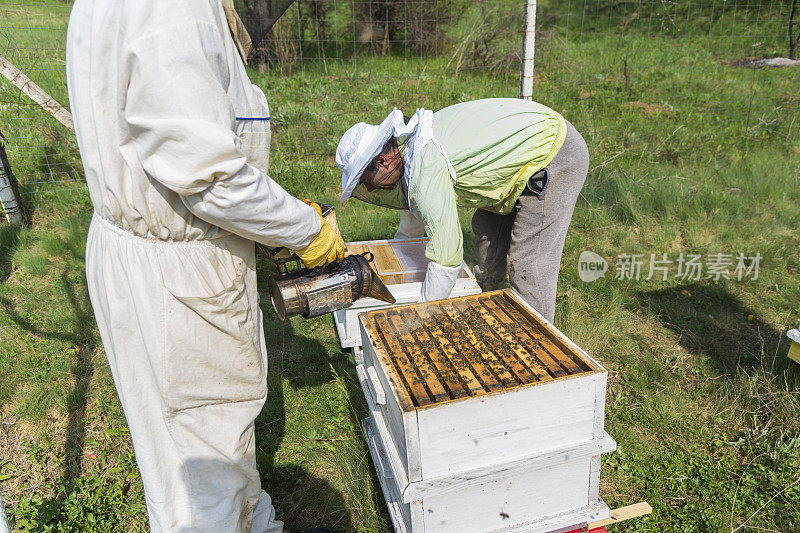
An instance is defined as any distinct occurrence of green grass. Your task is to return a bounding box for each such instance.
[2,0,800,531]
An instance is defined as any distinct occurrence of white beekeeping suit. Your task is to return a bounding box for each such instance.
[66,1,316,531]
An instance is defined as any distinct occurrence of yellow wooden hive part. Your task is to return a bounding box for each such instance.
[346,238,470,285]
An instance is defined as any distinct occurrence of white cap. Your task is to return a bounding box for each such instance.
[336,109,403,202]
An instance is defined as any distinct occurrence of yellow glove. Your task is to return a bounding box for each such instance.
[294,202,345,268]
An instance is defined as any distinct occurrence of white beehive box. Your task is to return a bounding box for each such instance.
[788,329,800,365]
[356,289,615,533]
[333,238,481,349]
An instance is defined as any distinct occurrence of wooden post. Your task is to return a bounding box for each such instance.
[0,55,74,133]
[519,0,536,100]
[0,134,23,227]
[0,487,9,533]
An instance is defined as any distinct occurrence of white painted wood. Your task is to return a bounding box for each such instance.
[364,411,612,533]
[359,294,611,481]
[498,501,610,533]
[352,345,364,365]
[416,372,603,478]
[370,410,411,490]
[422,457,591,533]
[0,163,22,226]
[362,417,411,533]
[355,364,378,411]
[593,372,608,440]
[409,502,425,533]
[402,432,616,503]
[588,456,602,504]
[0,486,9,533]
[403,409,423,484]
[366,366,386,405]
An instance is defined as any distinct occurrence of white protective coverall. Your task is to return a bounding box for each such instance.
[66,1,318,531]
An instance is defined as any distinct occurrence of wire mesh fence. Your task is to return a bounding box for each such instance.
[0,0,82,217]
[0,0,797,225]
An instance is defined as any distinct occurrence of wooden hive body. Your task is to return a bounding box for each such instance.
[357,289,615,533]
[333,238,480,349]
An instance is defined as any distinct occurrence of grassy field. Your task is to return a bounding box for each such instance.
[2,1,800,532]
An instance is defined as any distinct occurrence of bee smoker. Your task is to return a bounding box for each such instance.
[268,252,395,320]
[263,203,396,320]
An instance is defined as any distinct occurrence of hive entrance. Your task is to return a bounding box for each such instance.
[362,291,596,408]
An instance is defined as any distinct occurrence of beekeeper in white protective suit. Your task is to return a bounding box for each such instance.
[66,1,342,532]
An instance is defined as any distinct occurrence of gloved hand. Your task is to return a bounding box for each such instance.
[420,261,463,302]
[294,201,345,268]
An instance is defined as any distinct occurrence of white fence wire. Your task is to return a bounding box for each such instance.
[0,0,798,224]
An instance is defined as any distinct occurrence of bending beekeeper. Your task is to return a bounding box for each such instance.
[66,1,341,531]
[336,98,589,322]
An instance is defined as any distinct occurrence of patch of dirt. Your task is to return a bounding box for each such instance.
[621,101,673,116]
[726,56,800,69]
[0,409,62,506]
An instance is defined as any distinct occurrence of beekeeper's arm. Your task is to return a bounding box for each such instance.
[123,18,338,261]
[408,146,464,302]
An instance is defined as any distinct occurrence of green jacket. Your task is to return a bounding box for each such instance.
[409,98,566,268]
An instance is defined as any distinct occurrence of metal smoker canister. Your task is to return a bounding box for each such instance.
[269,253,395,320]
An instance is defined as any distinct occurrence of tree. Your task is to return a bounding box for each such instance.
[235,0,294,48]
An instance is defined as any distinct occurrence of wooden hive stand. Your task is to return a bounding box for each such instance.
[562,502,653,532]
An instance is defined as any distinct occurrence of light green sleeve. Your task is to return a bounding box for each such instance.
[408,144,463,268]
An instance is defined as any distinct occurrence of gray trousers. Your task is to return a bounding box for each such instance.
[471,120,589,322]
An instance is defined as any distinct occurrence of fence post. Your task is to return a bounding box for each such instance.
[0,487,9,533]
[519,0,536,100]
[0,133,23,227]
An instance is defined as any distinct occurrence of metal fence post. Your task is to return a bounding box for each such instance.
[519,0,536,100]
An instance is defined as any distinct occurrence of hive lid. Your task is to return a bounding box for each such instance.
[360,289,603,410]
